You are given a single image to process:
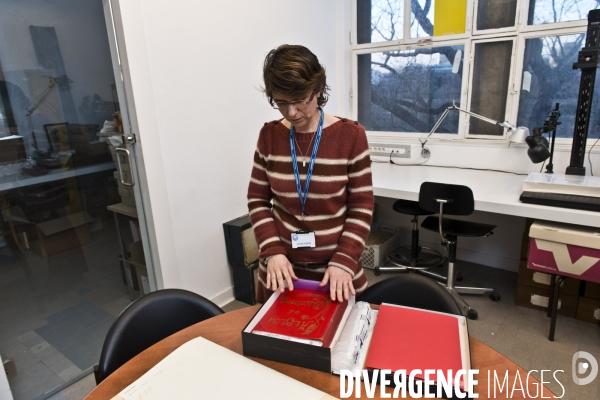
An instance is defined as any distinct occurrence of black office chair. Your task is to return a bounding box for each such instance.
[375,200,445,280]
[93,289,224,384]
[359,274,462,315]
[419,182,500,320]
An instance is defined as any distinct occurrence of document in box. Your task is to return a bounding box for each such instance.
[112,336,336,400]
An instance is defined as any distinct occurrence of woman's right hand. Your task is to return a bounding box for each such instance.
[266,254,298,293]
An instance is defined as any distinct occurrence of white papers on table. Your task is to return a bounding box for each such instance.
[112,336,336,400]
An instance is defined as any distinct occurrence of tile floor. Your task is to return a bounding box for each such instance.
[0,224,133,400]
[6,257,600,399]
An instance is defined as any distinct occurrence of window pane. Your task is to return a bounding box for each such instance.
[528,0,600,25]
[357,0,404,44]
[411,0,467,38]
[411,0,434,39]
[469,41,513,135]
[517,34,600,139]
[357,46,464,133]
[477,0,517,30]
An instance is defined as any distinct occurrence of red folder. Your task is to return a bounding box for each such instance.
[364,303,464,386]
[252,289,348,348]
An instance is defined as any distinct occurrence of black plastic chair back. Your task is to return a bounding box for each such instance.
[94,289,223,384]
[419,182,474,216]
[359,274,462,315]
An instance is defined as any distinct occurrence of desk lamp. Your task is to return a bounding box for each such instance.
[420,101,529,158]
[525,103,561,172]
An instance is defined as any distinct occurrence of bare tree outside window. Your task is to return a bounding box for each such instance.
[529,0,600,25]
[357,0,462,132]
[356,0,600,139]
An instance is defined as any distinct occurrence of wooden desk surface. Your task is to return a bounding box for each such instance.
[371,163,600,227]
[85,305,554,400]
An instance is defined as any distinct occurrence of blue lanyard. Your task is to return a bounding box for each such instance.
[290,109,324,216]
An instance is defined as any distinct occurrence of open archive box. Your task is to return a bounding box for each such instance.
[242,279,472,392]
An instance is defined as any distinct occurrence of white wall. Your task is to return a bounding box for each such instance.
[114,0,346,303]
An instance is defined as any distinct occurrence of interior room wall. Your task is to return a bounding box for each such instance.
[0,0,116,130]
[114,0,346,304]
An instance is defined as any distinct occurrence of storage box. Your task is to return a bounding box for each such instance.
[242,280,471,379]
[361,229,400,269]
[576,297,600,324]
[584,281,600,300]
[25,212,93,258]
[129,240,150,295]
[528,221,600,282]
[517,260,580,295]
[72,140,109,156]
[516,284,579,318]
[242,279,358,373]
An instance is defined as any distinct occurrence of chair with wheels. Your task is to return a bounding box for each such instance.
[93,288,224,384]
[374,200,445,279]
[359,273,462,315]
[419,182,500,320]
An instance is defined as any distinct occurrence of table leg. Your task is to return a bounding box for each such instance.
[547,274,556,318]
[549,276,566,342]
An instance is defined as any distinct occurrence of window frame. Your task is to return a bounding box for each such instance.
[351,39,471,142]
[351,0,593,144]
[508,25,590,145]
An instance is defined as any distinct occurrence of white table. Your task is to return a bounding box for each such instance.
[371,162,600,227]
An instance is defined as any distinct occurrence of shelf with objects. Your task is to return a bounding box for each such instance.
[106,139,146,301]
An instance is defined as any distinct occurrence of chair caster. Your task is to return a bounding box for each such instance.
[467,309,478,320]
[489,291,501,302]
[374,267,381,276]
[456,272,463,282]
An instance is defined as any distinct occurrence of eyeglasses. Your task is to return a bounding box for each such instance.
[272,90,317,110]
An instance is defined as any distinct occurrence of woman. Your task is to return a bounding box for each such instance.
[247,44,374,304]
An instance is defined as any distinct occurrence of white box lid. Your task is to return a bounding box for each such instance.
[529,221,600,250]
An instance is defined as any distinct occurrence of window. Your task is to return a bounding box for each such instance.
[353,0,600,141]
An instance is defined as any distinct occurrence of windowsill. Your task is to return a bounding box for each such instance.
[366,132,600,154]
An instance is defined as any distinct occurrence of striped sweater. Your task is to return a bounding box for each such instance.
[247,118,374,302]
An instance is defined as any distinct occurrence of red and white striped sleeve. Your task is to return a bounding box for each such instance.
[247,126,287,260]
[328,126,374,276]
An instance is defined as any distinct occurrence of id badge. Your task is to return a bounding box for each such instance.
[291,230,316,249]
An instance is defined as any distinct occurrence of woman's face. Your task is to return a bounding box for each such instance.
[272,90,320,132]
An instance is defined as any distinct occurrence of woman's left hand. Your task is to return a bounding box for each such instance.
[320,266,355,302]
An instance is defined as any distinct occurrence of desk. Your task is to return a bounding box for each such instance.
[84,306,554,400]
[371,163,600,227]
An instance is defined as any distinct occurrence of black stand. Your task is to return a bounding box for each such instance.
[567,9,600,175]
[547,274,567,341]
[542,104,561,174]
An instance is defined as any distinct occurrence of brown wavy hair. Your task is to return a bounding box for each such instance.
[262,45,330,108]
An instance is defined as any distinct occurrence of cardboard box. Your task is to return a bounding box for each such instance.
[25,212,93,258]
[242,279,357,373]
[528,221,600,282]
[0,135,26,164]
[129,240,149,295]
[516,283,579,318]
[584,281,600,300]
[517,260,581,295]
[576,296,600,324]
[72,140,109,156]
[67,124,98,143]
[113,170,133,188]
[118,187,136,207]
